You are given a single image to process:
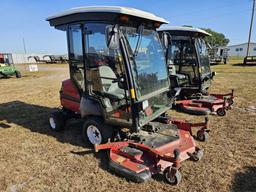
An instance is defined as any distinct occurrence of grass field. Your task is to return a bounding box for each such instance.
[0,61,256,192]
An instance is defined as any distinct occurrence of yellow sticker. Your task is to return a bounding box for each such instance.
[130,88,136,99]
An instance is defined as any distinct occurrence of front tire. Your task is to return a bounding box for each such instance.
[49,111,66,131]
[82,117,113,145]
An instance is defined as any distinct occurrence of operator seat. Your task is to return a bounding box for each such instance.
[168,63,187,80]
[99,65,125,101]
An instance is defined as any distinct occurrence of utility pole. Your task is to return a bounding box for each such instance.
[22,38,27,54]
[246,0,255,58]
[22,38,27,64]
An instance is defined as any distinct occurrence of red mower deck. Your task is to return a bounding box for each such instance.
[175,90,234,116]
[95,117,207,184]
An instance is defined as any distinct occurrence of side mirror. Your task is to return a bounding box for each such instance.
[105,25,119,50]
[118,75,128,90]
[161,32,172,50]
[118,80,128,90]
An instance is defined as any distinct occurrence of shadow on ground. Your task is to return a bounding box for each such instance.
[0,122,11,128]
[0,100,110,170]
[232,166,256,192]
[232,63,256,67]
[0,100,169,183]
[0,100,87,146]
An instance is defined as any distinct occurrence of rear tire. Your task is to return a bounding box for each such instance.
[15,71,21,78]
[82,117,113,145]
[49,111,66,131]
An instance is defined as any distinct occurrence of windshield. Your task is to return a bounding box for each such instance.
[167,39,197,66]
[121,27,169,99]
[167,39,199,86]
[196,38,211,77]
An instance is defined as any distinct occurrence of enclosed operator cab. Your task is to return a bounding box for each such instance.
[47,6,172,137]
[158,26,214,98]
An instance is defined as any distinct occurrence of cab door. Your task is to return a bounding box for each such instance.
[67,24,85,92]
[195,38,212,91]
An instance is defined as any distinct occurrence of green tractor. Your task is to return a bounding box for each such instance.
[0,53,21,78]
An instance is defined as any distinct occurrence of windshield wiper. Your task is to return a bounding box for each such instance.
[133,25,144,57]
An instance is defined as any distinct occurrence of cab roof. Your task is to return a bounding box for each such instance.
[158,26,212,37]
[47,6,168,27]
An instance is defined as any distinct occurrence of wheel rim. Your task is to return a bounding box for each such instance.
[217,109,225,116]
[198,133,204,141]
[49,117,56,129]
[87,125,102,145]
[165,171,176,184]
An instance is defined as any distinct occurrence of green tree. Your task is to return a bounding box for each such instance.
[182,25,230,47]
[201,28,230,47]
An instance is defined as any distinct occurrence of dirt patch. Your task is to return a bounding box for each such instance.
[0,63,256,191]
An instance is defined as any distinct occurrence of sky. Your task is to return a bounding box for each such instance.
[0,0,255,54]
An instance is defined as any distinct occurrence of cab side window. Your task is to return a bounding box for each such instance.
[196,38,210,76]
[68,24,84,90]
[83,23,125,102]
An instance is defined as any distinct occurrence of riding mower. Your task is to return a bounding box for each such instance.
[47,6,209,185]
[158,26,234,116]
[0,53,21,78]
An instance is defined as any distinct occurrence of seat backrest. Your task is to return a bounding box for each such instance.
[99,65,118,92]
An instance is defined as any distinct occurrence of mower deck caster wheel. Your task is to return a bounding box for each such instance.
[196,130,209,142]
[49,111,66,131]
[217,108,226,116]
[189,149,204,161]
[164,167,182,185]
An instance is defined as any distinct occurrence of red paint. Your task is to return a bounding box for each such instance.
[95,118,207,178]
[60,79,81,113]
[176,90,234,114]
